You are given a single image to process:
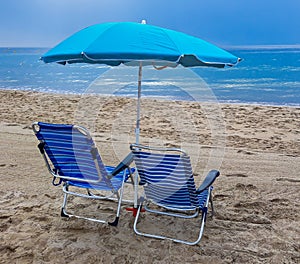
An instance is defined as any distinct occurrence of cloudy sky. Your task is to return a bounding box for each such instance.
[1,0,299,47]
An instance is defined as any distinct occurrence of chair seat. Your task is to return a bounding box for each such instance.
[153,188,210,211]
[68,166,134,191]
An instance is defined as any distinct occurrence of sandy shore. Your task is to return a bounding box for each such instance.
[0,90,299,263]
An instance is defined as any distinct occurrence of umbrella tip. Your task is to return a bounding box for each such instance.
[141,19,147,24]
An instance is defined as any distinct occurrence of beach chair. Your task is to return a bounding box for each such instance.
[32,122,134,226]
[130,144,219,245]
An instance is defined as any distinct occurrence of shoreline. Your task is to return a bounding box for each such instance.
[1,87,300,109]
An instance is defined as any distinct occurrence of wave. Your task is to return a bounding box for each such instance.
[227,44,300,51]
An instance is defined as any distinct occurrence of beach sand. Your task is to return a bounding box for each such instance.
[0,90,299,263]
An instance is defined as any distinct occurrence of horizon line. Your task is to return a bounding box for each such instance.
[223,44,300,50]
[1,44,300,50]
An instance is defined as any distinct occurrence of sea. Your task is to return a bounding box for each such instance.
[1,47,300,107]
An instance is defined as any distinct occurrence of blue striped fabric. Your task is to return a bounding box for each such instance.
[132,151,209,211]
[35,122,128,191]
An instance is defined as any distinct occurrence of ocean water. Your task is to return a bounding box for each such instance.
[0,47,299,106]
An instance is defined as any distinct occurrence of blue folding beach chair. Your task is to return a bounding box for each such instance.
[131,144,219,245]
[32,122,134,226]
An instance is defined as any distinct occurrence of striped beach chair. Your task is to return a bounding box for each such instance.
[131,144,219,245]
[32,122,134,226]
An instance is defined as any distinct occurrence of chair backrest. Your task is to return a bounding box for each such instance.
[33,122,108,183]
[131,144,200,209]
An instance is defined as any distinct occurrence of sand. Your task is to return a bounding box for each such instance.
[0,89,299,263]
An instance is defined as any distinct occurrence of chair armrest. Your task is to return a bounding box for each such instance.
[110,152,134,177]
[196,170,220,194]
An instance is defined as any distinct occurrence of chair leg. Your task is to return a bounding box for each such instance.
[133,192,210,246]
[133,204,207,245]
[61,191,70,218]
[59,174,129,225]
[209,192,214,218]
[133,203,145,236]
[87,189,92,196]
[108,171,126,226]
[108,217,119,226]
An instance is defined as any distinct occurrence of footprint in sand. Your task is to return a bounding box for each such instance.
[213,194,231,200]
[242,214,272,225]
[234,200,266,209]
[275,178,300,183]
[225,173,248,178]
[0,190,25,202]
[237,149,256,155]
[44,193,57,200]
[0,164,17,168]
[235,183,258,191]
[269,198,289,205]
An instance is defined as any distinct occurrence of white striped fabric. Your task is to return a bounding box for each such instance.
[35,122,125,191]
[132,150,206,211]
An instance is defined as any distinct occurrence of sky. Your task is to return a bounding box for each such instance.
[0,0,299,48]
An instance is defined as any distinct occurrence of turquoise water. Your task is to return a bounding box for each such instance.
[1,47,299,106]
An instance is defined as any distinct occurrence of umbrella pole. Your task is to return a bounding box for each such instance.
[133,62,142,210]
[135,62,142,144]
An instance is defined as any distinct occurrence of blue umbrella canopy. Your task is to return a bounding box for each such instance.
[41,22,240,68]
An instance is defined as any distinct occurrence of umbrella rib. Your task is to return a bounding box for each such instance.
[81,52,120,63]
[82,52,180,66]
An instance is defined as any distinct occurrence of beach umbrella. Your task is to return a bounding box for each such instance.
[41,21,241,144]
